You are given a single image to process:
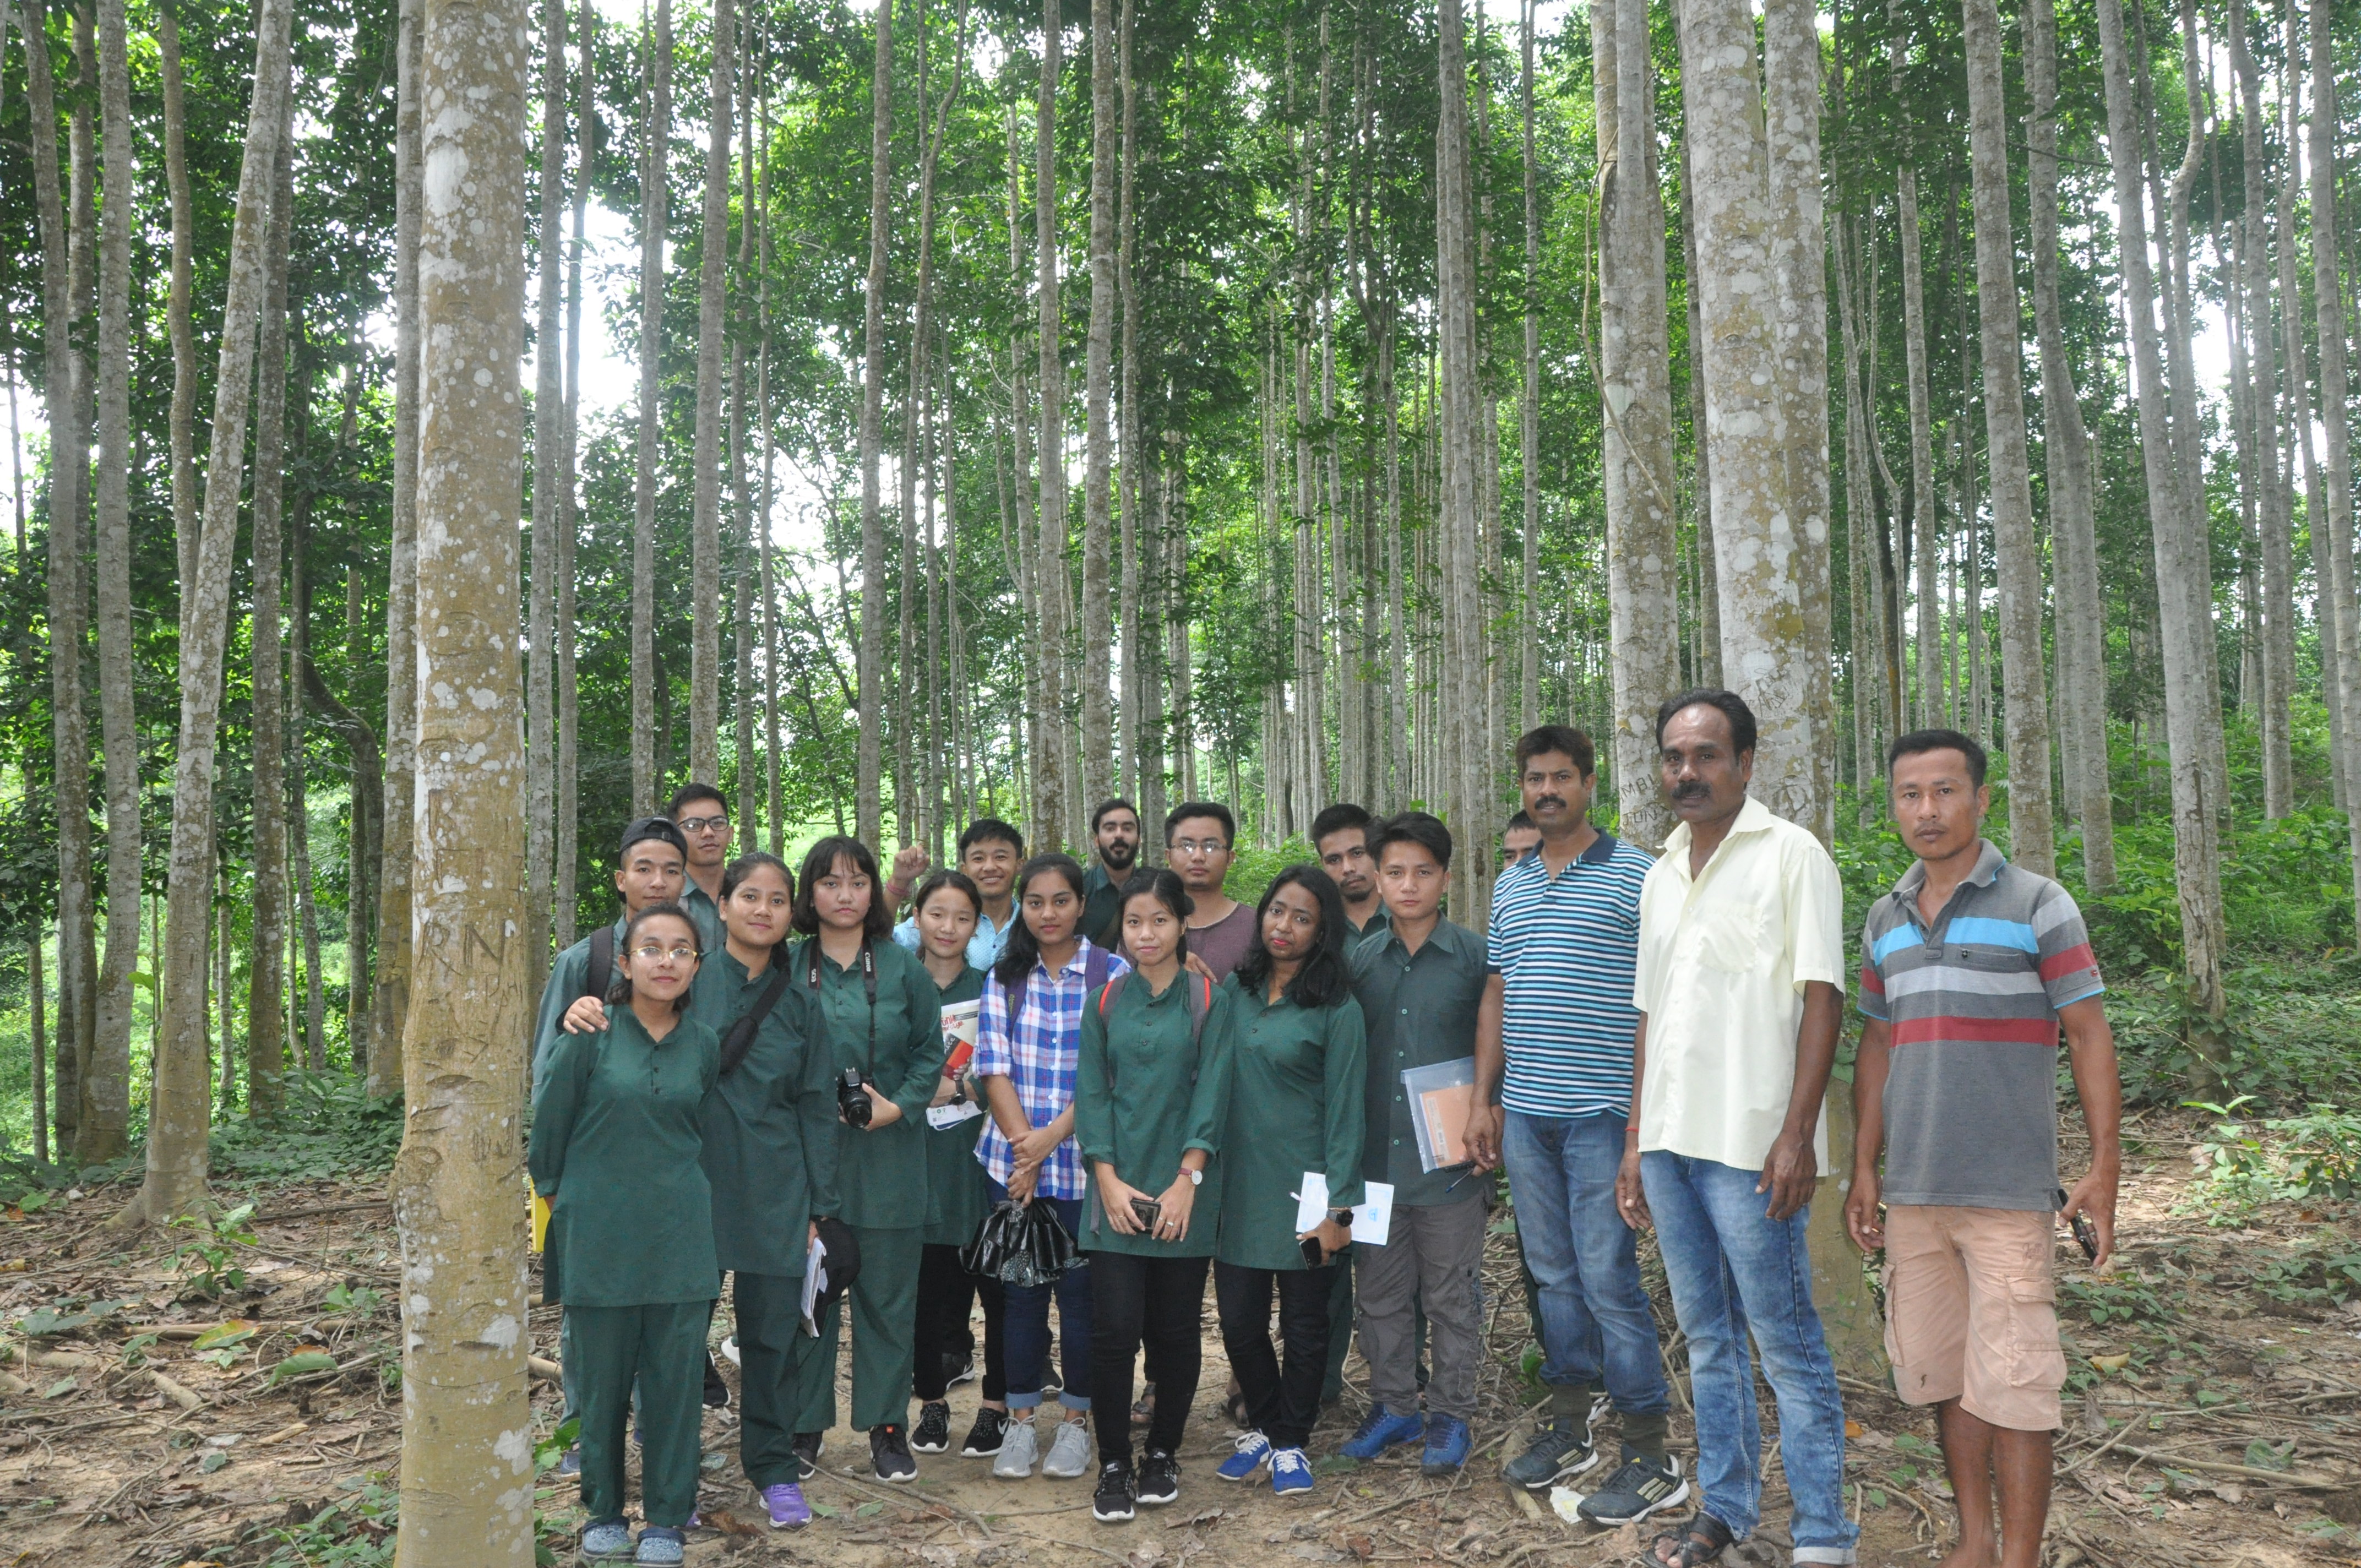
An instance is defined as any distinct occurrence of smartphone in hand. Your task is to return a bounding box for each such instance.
[2055,1187,2100,1261]
[1129,1196,1162,1233]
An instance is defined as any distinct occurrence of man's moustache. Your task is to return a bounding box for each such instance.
[1532,794,1566,812]
[1672,781,1711,800]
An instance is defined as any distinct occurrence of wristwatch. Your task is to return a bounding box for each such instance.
[1329,1207,1354,1228]
[1187,1168,1203,1186]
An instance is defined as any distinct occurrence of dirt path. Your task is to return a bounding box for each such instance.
[3,1111,2357,1566]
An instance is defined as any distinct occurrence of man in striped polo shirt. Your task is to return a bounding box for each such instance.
[1466,726,1677,1514]
[1847,729,2118,1568]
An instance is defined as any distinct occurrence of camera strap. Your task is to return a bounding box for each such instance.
[808,937,882,1076]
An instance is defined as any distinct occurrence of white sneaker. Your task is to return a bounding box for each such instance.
[1042,1417,1094,1479]
[992,1417,1041,1479]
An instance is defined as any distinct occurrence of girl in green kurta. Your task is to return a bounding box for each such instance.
[531,903,720,1567]
[701,853,839,1528]
[1209,866,1367,1500]
[906,870,1012,1462]
[1074,869,1236,1523]
[786,836,948,1485]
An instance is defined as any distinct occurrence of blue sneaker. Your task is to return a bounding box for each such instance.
[1269,1446,1315,1498]
[1419,1414,1472,1476]
[1340,1404,1424,1461]
[1215,1430,1272,1482]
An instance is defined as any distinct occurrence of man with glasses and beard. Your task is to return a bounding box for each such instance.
[1079,799,1143,949]
[1466,726,1681,1520]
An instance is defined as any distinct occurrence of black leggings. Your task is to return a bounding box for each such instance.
[1087,1250,1211,1466]
[1214,1260,1339,1452]
[913,1242,1005,1403]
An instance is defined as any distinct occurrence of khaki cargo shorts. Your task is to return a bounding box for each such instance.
[1881,1205,2066,1431]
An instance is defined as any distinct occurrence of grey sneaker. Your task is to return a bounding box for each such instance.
[1503,1417,1601,1491]
[1042,1415,1094,1479]
[992,1415,1041,1479]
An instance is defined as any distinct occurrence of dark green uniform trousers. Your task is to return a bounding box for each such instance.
[795,1224,924,1434]
[731,1271,806,1489]
[571,1300,710,1529]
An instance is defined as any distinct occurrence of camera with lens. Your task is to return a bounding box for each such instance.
[837,1068,874,1128]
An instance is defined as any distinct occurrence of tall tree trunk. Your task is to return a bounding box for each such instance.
[368,0,422,1097]
[1035,0,1070,848]
[246,110,296,1118]
[1961,0,2055,873]
[290,536,326,1069]
[734,4,759,847]
[2095,0,2229,1076]
[2231,2,2295,816]
[556,1,592,949]
[81,0,136,1162]
[1890,14,1939,729]
[392,0,535,1542]
[1760,0,1836,845]
[1116,0,1141,803]
[30,935,47,1164]
[2311,0,2361,915]
[632,0,670,815]
[1678,0,1814,827]
[24,0,90,1159]
[1595,0,1678,850]
[1679,136,1722,688]
[689,0,731,786]
[855,0,893,845]
[526,0,564,979]
[160,1,198,624]
[2277,0,2333,810]
[2025,0,2113,888]
[1079,0,1116,809]
[121,0,295,1228]
[1520,0,1541,736]
[1437,0,1487,917]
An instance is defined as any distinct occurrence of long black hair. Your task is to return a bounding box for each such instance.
[608,902,704,1016]
[1232,864,1350,1010]
[1118,868,1193,961]
[791,836,891,939]
[992,852,1089,989]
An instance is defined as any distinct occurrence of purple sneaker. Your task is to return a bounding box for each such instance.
[761,1482,812,1531]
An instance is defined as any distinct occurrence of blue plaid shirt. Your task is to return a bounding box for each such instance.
[973,939,1130,1200]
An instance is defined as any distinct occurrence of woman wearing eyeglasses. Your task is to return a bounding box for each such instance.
[786,835,949,1484]
[531,902,721,1568]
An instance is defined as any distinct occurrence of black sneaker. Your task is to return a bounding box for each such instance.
[788,1431,823,1481]
[911,1400,953,1454]
[1576,1448,1690,1525]
[1135,1448,1179,1506]
[702,1352,731,1409]
[960,1406,1010,1458]
[1092,1459,1136,1523]
[871,1423,917,1483]
[942,1351,978,1387]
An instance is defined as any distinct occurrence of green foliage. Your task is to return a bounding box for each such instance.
[2183,1097,2361,1220]
[210,1072,405,1184]
[251,1477,399,1568]
[13,1297,130,1337]
[2059,1275,2175,1327]
[168,1202,259,1300]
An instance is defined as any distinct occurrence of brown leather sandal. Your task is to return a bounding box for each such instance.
[1647,1513,1734,1568]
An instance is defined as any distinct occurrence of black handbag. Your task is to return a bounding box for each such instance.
[960,1197,1081,1287]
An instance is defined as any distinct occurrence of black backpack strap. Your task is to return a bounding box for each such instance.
[720,955,795,1076]
[584,925,614,1006]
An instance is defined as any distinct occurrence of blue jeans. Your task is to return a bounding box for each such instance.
[1501,1109,1669,1415]
[1641,1152,1857,1564]
[988,1181,1093,1413]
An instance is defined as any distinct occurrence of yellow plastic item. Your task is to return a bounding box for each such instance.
[530,1187,550,1253]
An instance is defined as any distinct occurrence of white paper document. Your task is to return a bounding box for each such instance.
[1293,1172,1394,1245]
[799,1234,828,1336]
[926,1101,984,1129]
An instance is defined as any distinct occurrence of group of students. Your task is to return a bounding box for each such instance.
[532,683,2120,1568]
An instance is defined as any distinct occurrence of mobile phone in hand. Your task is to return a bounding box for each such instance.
[2055,1188,2100,1261]
[1129,1196,1162,1232]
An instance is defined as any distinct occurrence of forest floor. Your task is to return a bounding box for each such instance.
[3,1108,2359,1568]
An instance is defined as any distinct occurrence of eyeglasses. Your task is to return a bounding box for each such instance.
[676,815,730,834]
[1170,838,1230,857]
[632,943,699,962]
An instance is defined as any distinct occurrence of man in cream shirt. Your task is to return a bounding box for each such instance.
[1612,689,1856,1568]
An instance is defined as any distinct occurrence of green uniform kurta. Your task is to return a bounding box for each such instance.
[922,966,991,1248]
[1074,971,1236,1256]
[789,935,944,1435]
[530,1008,720,1530]
[1347,917,1488,1206]
[692,948,844,1489]
[1079,862,1128,950]
[1213,978,1368,1271]
[531,1008,722,1305]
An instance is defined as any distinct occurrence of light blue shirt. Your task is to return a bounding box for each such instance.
[893,906,1018,972]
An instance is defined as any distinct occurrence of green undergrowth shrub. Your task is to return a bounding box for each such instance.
[208,1070,404,1186]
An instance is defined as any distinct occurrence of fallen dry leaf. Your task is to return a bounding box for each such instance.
[698,1507,759,1536]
